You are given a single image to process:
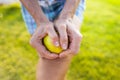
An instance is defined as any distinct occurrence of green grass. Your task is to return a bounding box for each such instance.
[0,0,120,80]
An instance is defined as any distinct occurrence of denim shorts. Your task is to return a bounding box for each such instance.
[21,0,85,34]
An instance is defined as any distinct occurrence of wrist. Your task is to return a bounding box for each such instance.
[58,0,78,20]
[55,17,72,24]
[58,13,73,20]
[36,19,50,26]
[37,21,53,27]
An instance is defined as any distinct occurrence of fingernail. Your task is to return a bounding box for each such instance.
[55,42,59,46]
[62,44,67,50]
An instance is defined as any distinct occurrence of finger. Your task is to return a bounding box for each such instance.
[57,24,68,50]
[47,26,59,47]
[30,38,58,59]
[69,37,81,54]
[36,41,59,59]
[30,29,46,42]
[59,49,71,58]
[69,33,82,54]
[67,23,82,54]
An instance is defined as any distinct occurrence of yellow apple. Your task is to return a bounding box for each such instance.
[43,35,63,54]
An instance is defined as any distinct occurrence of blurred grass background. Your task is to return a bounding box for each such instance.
[0,0,120,80]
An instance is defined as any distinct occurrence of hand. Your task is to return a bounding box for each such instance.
[29,22,59,59]
[55,18,82,58]
[54,19,69,50]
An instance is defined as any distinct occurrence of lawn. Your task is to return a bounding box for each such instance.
[0,0,120,80]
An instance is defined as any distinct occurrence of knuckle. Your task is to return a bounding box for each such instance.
[52,35,58,41]
[29,37,36,47]
[59,24,66,29]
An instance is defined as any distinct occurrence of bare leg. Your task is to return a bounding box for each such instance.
[36,55,73,80]
[36,15,81,80]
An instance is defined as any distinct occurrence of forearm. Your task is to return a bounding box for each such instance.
[20,0,49,25]
[58,0,80,19]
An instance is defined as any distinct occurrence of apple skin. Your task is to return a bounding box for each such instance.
[43,35,63,54]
